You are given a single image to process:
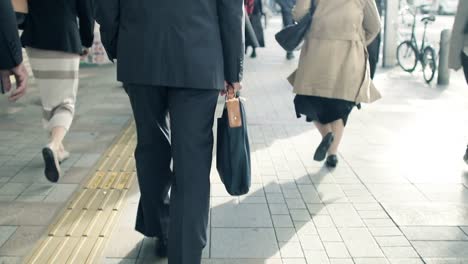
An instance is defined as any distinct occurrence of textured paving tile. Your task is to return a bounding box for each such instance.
[211,203,272,228]
[412,241,468,258]
[401,227,468,241]
[210,228,280,258]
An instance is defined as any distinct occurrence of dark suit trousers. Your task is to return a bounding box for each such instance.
[124,84,219,264]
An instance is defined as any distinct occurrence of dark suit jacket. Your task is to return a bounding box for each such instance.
[0,0,23,70]
[95,0,244,90]
[21,0,95,55]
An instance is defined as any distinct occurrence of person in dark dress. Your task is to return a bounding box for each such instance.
[275,0,296,59]
[246,0,266,58]
[367,0,383,79]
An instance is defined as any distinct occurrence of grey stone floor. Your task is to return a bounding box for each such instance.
[0,64,133,263]
[101,18,468,264]
[2,17,468,264]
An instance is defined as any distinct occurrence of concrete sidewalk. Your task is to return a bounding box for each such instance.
[1,16,468,264]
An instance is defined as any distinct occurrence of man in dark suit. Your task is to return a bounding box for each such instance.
[0,0,28,101]
[275,0,296,59]
[95,1,244,263]
[367,0,383,79]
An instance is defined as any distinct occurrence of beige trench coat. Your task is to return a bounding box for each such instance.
[448,0,468,71]
[288,0,382,104]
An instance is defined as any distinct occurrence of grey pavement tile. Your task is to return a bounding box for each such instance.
[0,226,46,257]
[375,236,411,247]
[423,258,468,264]
[366,184,428,203]
[289,209,311,221]
[388,259,425,264]
[382,247,420,258]
[0,257,21,264]
[102,227,143,258]
[285,199,306,209]
[326,204,365,228]
[240,196,267,204]
[382,203,468,226]
[414,184,468,204]
[317,227,343,242]
[329,259,354,264]
[211,203,272,228]
[201,259,282,264]
[461,226,468,236]
[354,258,390,264]
[102,258,137,264]
[358,210,391,219]
[0,166,23,181]
[275,228,299,242]
[43,184,78,203]
[279,241,304,258]
[339,227,384,258]
[268,203,289,215]
[8,166,43,183]
[15,196,45,202]
[272,215,294,228]
[364,218,397,228]
[0,202,59,226]
[369,227,404,237]
[60,167,91,184]
[210,228,280,258]
[307,203,329,216]
[323,242,351,258]
[20,183,54,197]
[313,215,336,228]
[295,221,318,236]
[315,184,348,204]
[298,185,321,203]
[412,241,468,258]
[401,227,468,241]
[73,153,102,167]
[282,189,301,199]
[282,259,307,264]
[0,226,16,248]
[266,193,286,204]
[0,183,29,197]
[0,197,16,202]
[303,250,330,264]
[298,234,324,251]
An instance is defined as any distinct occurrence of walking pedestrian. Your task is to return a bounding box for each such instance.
[95,1,244,263]
[448,0,468,163]
[367,0,383,79]
[0,0,28,102]
[20,0,94,182]
[289,0,382,168]
[246,0,266,58]
[275,0,297,60]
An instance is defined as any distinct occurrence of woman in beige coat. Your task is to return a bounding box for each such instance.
[289,0,381,167]
[448,0,468,163]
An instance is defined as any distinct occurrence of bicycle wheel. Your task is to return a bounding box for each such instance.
[422,46,437,84]
[397,41,418,72]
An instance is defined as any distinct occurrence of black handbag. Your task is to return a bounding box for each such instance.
[216,96,251,196]
[275,0,316,52]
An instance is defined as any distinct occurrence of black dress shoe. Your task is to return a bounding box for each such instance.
[314,132,334,162]
[326,155,339,168]
[464,145,468,165]
[155,239,168,258]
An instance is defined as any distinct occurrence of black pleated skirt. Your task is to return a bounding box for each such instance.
[294,95,356,126]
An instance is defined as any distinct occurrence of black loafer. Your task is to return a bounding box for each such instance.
[314,132,334,162]
[155,238,168,258]
[42,147,61,183]
[326,155,339,168]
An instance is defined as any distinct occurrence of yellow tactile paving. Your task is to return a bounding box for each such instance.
[24,122,138,264]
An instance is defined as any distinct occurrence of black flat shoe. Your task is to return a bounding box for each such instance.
[326,155,339,168]
[155,238,168,258]
[314,132,334,162]
[42,146,61,183]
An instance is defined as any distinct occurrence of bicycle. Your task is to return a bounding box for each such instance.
[396,5,438,84]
